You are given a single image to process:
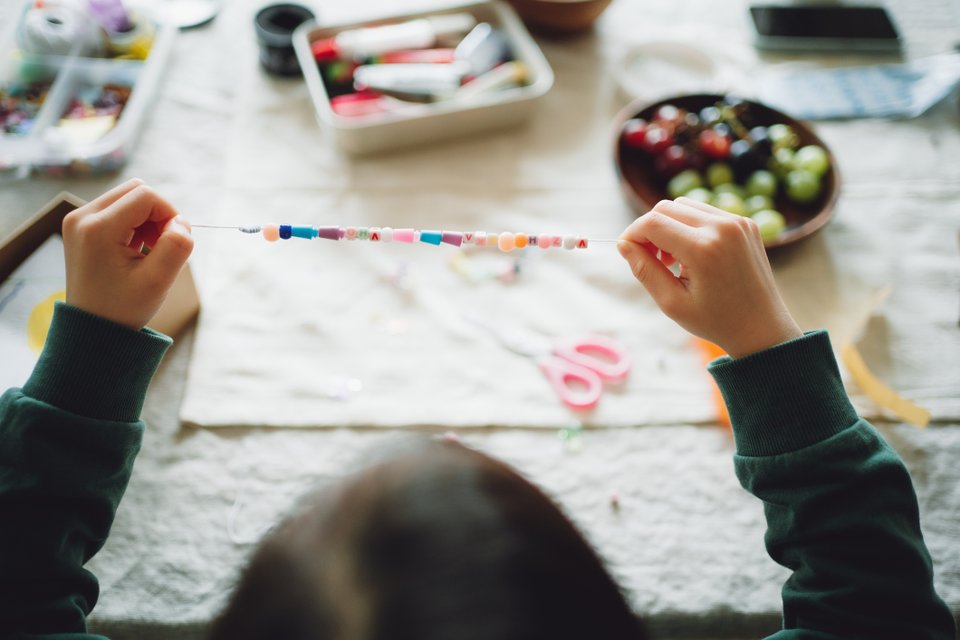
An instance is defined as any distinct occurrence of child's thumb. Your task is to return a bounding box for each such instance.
[146,217,194,280]
[617,238,677,303]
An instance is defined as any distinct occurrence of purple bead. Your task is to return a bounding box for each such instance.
[317,226,341,241]
[441,231,463,247]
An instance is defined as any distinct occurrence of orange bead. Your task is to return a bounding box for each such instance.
[514,233,528,248]
[262,224,281,242]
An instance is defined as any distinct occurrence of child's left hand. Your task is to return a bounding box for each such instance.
[63,179,194,330]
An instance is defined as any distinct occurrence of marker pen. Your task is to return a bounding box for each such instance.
[311,13,476,62]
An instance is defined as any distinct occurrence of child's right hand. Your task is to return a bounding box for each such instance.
[618,197,802,359]
[63,179,194,331]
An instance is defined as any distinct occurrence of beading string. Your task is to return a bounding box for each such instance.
[190,224,620,251]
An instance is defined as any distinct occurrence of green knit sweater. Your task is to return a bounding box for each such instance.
[0,304,954,639]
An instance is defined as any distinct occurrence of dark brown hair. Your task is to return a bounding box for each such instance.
[209,439,647,640]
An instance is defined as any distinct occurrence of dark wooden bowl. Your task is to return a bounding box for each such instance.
[613,94,840,250]
[505,0,613,35]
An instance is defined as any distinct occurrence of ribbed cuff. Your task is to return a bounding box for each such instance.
[708,330,859,457]
[22,302,172,423]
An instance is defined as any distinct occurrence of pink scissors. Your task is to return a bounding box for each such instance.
[467,316,631,411]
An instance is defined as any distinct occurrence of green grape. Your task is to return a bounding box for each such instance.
[745,194,774,215]
[752,209,786,242]
[767,123,799,151]
[794,145,830,178]
[786,169,821,203]
[667,169,703,199]
[768,147,795,179]
[684,187,714,204]
[746,170,778,198]
[714,183,745,199]
[706,162,734,188]
[714,191,747,216]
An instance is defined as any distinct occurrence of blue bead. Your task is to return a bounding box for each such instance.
[279,225,292,239]
[419,230,442,245]
[291,226,317,239]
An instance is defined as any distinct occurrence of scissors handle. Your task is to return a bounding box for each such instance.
[553,335,631,382]
[537,358,604,411]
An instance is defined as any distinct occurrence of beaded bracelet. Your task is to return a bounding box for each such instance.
[192,224,619,252]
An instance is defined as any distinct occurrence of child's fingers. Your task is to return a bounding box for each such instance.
[82,178,145,216]
[618,238,685,305]
[674,196,740,220]
[620,209,701,262]
[650,199,721,227]
[143,217,194,284]
[129,222,162,250]
[104,184,180,234]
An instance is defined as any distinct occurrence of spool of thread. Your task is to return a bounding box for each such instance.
[254,3,316,77]
[104,11,156,60]
[17,5,103,57]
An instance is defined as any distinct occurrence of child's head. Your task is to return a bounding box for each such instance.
[209,439,647,640]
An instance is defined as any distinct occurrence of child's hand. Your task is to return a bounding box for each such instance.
[63,179,194,330]
[618,197,802,359]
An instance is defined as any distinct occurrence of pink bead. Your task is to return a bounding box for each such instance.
[498,232,516,252]
[262,224,280,242]
[394,228,415,243]
[537,235,551,249]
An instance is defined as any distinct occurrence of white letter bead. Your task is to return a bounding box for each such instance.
[474,231,486,246]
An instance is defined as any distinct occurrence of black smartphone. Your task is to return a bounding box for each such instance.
[749,4,902,53]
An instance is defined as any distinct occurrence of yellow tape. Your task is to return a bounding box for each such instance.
[840,342,930,428]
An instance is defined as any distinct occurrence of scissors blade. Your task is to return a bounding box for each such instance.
[462,313,550,358]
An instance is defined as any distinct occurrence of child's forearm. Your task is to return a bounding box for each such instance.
[0,303,169,636]
[711,331,956,639]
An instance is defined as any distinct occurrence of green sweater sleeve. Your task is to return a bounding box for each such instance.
[709,330,955,640]
[0,303,171,639]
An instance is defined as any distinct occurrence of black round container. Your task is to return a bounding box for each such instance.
[254,3,316,77]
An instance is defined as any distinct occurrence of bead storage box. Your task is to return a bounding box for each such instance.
[292,0,554,154]
[0,1,175,179]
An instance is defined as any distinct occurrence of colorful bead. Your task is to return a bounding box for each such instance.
[563,235,576,250]
[279,225,292,240]
[291,226,316,239]
[345,227,358,240]
[262,224,281,242]
[552,236,563,248]
[514,233,528,249]
[381,227,394,242]
[441,231,463,246]
[357,228,370,240]
[317,226,341,240]
[369,227,381,241]
[474,231,486,247]
[486,233,499,247]
[462,231,475,245]
[498,232,516,252]
[420,230,443,245]
[537,235,551,249]
[576,237,588,249]
[394,228,415,243]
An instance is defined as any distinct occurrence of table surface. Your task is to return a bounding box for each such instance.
[1,0,959,638]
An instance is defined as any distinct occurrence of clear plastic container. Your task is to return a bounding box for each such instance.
[0,1,175,179]
[293,0,554,155]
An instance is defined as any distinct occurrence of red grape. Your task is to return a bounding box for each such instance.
[640,125,674,155]
[621,118,648,148]
[698,129,732,159]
